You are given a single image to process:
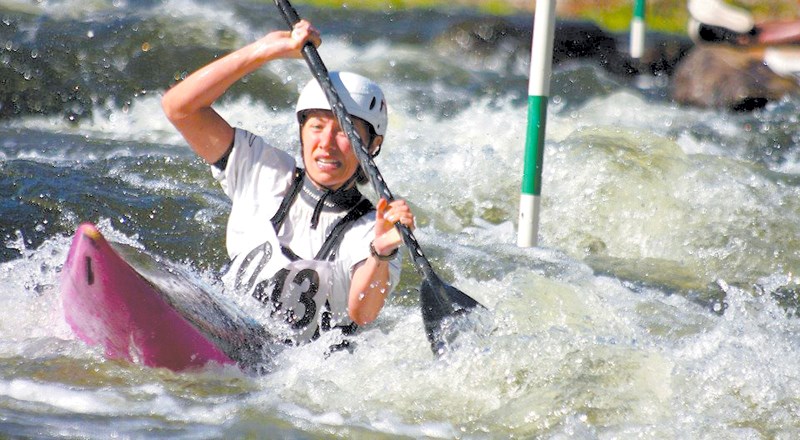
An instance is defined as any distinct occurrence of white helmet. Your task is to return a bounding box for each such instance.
[296,71,387,136]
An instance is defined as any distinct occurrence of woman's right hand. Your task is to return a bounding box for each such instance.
[256,19,321,61]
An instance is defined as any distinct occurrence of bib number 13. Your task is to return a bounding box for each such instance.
[253,268,320,330]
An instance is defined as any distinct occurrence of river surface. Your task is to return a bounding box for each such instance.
[2,0,800,438]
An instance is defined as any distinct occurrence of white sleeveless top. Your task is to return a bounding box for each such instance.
[211,128,402,344]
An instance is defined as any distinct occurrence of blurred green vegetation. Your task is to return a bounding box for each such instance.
[291,0,519,15]
[290,0,798,34]
[575,1,797,33]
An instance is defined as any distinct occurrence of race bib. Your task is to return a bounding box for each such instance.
[255,259,334,342]
[224,226,337,344]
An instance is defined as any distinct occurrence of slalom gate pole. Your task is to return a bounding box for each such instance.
[630,0,646,59]
[517,0,556,248]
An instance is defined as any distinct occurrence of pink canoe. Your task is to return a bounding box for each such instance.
[60,223,271,372]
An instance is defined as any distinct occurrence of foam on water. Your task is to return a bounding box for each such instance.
[0,234,73,346]
[4,0,800,436]
[2,181,800,438]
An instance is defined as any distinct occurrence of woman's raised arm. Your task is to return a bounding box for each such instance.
[161,20,320,163]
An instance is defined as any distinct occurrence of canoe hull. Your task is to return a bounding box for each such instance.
[60,223,269,372]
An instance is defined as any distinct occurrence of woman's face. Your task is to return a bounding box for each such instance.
[300,110,376,190]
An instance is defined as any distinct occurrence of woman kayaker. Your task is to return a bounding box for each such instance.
[161,20,415,345]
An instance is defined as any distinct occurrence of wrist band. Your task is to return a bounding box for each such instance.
[369,240,398,261]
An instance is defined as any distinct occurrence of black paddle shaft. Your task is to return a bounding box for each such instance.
[274,0,436,279]
[274,0,483,353]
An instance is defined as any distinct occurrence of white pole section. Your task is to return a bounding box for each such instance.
[630,0,646,59]
[517,0,556,248]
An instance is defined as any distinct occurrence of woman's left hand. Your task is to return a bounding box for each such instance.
[373,198,415,256]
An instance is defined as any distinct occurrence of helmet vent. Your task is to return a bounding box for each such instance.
[369,96,377,110]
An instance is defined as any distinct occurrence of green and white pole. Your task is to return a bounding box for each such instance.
[630,0,646,59]
[517,0,556,248]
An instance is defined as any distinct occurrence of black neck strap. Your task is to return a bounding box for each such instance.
[270,168,374,262]
[301,174,362,230]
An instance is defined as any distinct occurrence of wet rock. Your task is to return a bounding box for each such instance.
[553,20,636,76]
[671,45,800,111]
[633,32,694,77]
[435,16,693,78]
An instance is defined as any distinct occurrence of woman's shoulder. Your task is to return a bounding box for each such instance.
[230,128,297,172]
[234,128,291,154]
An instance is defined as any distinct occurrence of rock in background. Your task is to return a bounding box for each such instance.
[672,46,800,111]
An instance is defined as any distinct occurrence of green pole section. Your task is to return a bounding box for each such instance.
[634,0,645,18]
[521,95,548,196]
